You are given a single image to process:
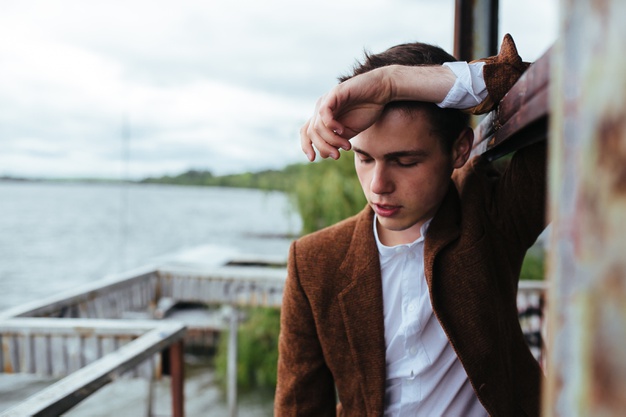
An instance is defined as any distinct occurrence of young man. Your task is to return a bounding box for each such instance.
[276,35,545,416]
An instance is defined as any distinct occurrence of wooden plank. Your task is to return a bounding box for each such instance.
[0,323,185,417]
[34,335,50,376]
[227,308,238,417]
[23,334,34,374]
[0,318,168,335]
[1,335,14,373]
[67,335,82,373]
[0,318,175,377]
[83,335,99,367]
[9,336,19,374]
[50,335,67,376]
[170,341,185,417]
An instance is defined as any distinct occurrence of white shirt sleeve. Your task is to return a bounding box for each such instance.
[436,61,487,109]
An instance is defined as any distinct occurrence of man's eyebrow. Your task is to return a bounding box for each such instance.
[352,146,428,159]
[352,147,371,157]
[383,150,429,160]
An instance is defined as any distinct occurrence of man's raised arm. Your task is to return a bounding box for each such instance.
[300,33,528,162]
[300,64,456,161]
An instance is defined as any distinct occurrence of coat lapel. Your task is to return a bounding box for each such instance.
[337,207,386,415]
[424,181,462,291]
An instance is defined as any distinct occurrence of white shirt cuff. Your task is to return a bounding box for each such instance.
[436,61,487,109]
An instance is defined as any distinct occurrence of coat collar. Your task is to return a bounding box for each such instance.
[424,182,462,289]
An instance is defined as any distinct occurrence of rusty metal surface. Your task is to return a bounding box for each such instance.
[454,0,499,61]
[544,0,626,415]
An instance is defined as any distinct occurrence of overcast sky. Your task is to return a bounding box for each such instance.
[0,0,558,179]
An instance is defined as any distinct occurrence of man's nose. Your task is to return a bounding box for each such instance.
[370,164,393,195]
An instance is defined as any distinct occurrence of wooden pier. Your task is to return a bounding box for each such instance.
[0,256,286,417]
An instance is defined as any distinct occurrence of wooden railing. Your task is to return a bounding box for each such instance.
[0,266,160,321]
[0,318,185,417]
[0,265,285,323]
[0,261,286,416]
[471,47,550,160]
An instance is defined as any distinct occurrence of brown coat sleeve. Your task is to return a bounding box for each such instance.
[466,33,531,115]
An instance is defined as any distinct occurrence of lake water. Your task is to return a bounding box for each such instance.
[0,181,301,311]
[0,180,301,415]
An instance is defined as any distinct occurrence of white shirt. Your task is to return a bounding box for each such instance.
[374,216,488,417]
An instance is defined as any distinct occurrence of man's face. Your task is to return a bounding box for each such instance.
[352,108,470,246]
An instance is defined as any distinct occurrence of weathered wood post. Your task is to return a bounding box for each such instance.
[545,0,626,415]
[227,305,239,417]
[454,0,499,61]
[170,340,185,417]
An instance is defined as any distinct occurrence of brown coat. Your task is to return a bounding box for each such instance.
[275,141,547,417]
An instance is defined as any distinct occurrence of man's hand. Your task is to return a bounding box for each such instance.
[300,65,456,161]
[301,68,392,161]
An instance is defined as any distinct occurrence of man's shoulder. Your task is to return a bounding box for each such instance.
[289,209,372,291]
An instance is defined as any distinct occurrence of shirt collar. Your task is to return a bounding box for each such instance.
[373,215,433,257]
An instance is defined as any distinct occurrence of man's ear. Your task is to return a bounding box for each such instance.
[451,127,474,169]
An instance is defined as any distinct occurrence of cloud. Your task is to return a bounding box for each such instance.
[0,0,558,179]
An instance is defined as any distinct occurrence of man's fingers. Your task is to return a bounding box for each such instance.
[319,100,344,136]
[301,119,341,161]
[314,118,351,151]
[313,121,352,159]
[300,90,356,162]
[307,124,338,160]
[300,120,316,161]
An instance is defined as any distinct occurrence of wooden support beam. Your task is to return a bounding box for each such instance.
[228,306,239,417]
[454,0,499,61]
[169,340,185,417]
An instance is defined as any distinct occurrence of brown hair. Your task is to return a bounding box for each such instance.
[340,42,470,153]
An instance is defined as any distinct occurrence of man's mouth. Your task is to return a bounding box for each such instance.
[372,203,401,217]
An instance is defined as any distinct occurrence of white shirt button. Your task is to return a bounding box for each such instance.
[407,303,416,312]
[409,346,418,356]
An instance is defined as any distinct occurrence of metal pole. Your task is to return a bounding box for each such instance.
[454,0,499,61]
[228,306,239,417]
[545,0,626,415]
[170,341,185,417]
